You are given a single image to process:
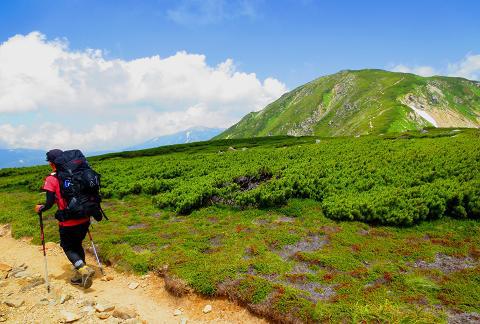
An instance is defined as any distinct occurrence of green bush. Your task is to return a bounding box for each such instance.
[1,129,479,225]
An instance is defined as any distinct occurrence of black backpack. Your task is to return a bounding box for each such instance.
[53,150,107,222]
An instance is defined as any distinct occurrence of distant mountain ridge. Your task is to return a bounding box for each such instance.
[216,69,480,139]
[126,127,224,150]
[0,127,224,168]
[0,148,46,169]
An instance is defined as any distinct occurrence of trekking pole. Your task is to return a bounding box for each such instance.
[87,229,105,276]
[37,211,50,293]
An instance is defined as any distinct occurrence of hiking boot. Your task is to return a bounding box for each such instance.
[77,265,95,289]
[70,270,82,286]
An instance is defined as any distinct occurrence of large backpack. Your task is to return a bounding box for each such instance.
[53,150,106,222]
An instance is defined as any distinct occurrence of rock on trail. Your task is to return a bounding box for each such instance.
[0,225,265,323]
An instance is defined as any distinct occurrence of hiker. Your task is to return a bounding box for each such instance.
[34,149,96,289]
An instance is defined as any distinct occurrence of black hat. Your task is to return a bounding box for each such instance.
[46,149,63,162]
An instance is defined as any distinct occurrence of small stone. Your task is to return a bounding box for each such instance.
[20,277,45,292]
[61,310,81,323]
[13,270,30,278]
[173,309,182,316]
[8,265,27,277]
[180,318,188,324]
[95,303,115,312]
[112,307,137,320]
[101,275,114,281]
[0,316,6,322]
[60,294,72,304]
[128,282,139,290]
[202,304,212,314]
[0,263,12,272]
[96,312,111,320]
[4,298,25,308]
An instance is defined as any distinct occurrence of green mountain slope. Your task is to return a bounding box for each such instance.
[217,69,480,139]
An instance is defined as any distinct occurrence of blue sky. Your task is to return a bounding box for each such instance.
[0,0,479,150]
[2,0,479,88]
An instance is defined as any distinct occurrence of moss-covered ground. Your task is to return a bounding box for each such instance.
[1,192,479,322]
[1,130,479,322]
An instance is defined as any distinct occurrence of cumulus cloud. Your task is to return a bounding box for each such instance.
[390,64,438,77]
[0,32,287,150]
[447,54,480,81]
[390,54,480,80]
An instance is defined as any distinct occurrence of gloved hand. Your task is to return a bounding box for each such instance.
[35,204,44,214]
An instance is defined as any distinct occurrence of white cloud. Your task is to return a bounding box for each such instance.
[390,54,480,80]
[447,54,480,81]
[390,64,438,77]
[0,32,287,150]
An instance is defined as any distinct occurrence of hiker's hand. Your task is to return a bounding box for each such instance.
[35,204,44,213]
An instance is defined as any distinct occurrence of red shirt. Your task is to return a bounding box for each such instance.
[42,173,89,227]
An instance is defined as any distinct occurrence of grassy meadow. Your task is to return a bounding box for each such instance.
[0,128,479,322]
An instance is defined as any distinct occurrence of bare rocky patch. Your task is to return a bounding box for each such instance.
[168,216,185,223]
[289,262,316,275]
[201,234,224,254]
[209,172,273,208]
[319,225,342,235]
[274,216,295,224]
[448,311,480,324]
[414,253,477,273]
[127,223,148,230]
[209,195,235,206]
[246,265,336,303]
[251,218,270,226]
[234,174,272,191]
[358,228,370,236]
[209,234,224,248]
[275,235,328,260]
[286,280,336,302]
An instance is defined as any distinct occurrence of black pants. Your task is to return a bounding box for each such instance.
[59,222,90,268]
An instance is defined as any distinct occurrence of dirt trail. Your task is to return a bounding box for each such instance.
[0,224,266,324]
